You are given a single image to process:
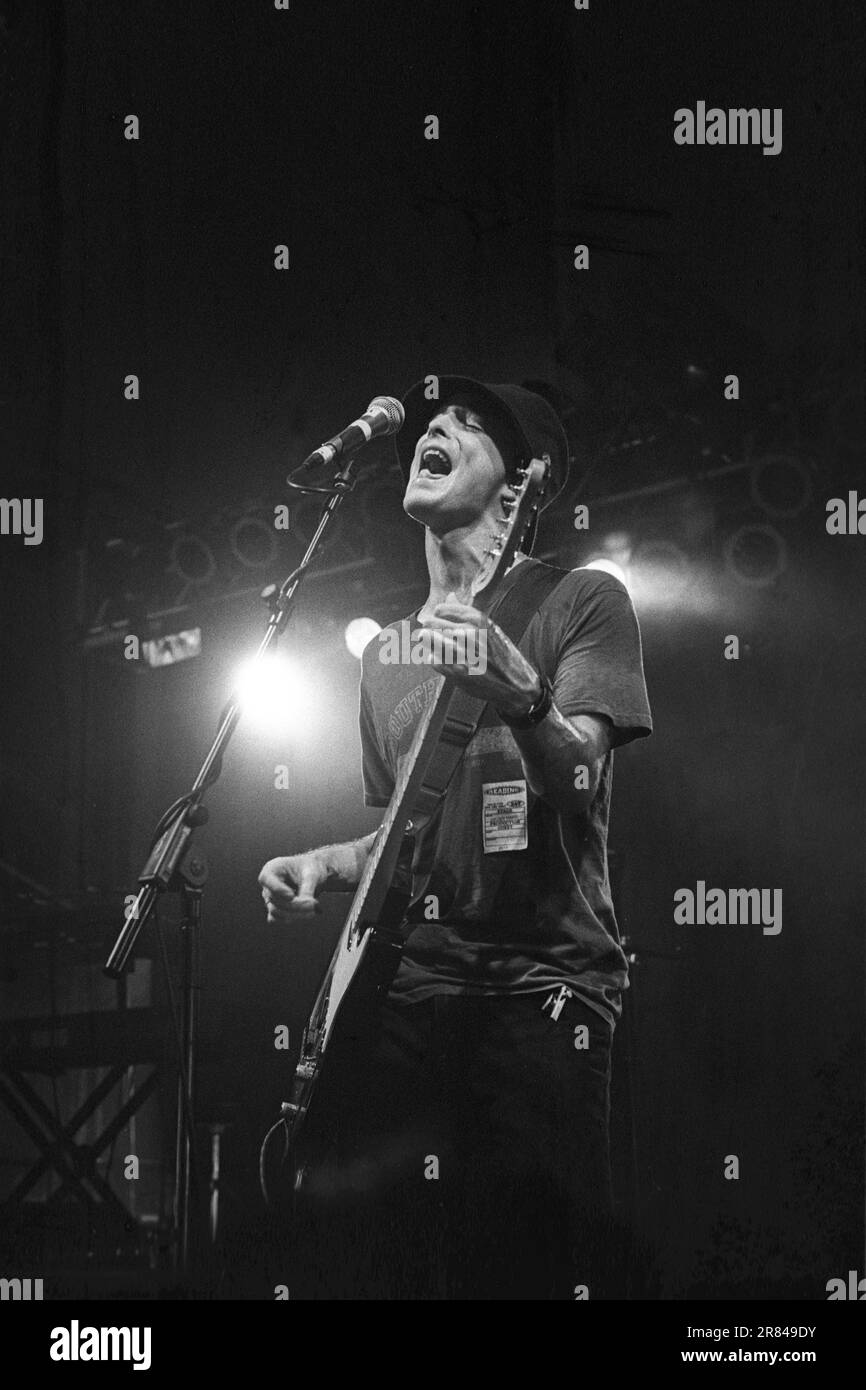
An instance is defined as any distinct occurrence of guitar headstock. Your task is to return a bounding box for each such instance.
[472,454,551,610]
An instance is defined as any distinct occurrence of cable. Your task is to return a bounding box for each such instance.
[258,1112,291,1207]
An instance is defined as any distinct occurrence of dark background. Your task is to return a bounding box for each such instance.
[0,0,863,1298]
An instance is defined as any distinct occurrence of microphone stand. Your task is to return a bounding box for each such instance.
[103,450,362,1285]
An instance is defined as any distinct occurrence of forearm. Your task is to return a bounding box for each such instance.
[313,831,377,891]
[420,597,613,818]
[504,695,604,817]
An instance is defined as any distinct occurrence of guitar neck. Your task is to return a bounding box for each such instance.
[344,671,455,937]
[345,574,509,937]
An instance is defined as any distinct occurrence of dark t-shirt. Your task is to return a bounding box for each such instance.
[358,560,652,1028]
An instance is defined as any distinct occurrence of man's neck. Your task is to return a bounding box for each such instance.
[419,524,528,621]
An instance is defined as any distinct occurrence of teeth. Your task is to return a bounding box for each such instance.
[419,447,451,475]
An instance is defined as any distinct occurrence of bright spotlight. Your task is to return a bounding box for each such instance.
[584,558,630,589]
[627,539,692,604]
[234,652,318,737]
[631,539,690,589]
[344,617,382,659]
[600,531,632,565]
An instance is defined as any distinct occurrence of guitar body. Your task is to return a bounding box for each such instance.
[272,457,550,1202]
[282,841,413,1195]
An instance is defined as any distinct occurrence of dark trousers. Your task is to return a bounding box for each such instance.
[285,990,615,1300]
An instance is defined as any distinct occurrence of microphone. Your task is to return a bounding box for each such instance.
[297,396,405,473]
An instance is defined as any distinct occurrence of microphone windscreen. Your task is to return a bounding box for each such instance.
[367,396,405,434]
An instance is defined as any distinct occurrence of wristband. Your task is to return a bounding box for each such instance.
[497,678,553,729]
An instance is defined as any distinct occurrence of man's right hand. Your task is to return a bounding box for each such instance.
[259,853,326,923]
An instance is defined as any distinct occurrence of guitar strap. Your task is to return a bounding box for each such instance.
[415,558,571,812]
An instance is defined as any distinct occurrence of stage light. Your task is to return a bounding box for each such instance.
[234,651,318,737]
[625,539,703,613]
[598,531,632,566]
[723,523,787,588]
[631,539,690,585]
[142,628,202,668]
[229,514,279,570]
[344,617,382,658]
[584,558,630,589]
[167,532,217,586]
[749,455,812,519]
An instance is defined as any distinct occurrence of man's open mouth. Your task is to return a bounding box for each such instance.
[417,446,452,478]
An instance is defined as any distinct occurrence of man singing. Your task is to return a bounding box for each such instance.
[259,378,652,1299]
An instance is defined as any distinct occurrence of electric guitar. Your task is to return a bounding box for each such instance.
[280,457,549,1192]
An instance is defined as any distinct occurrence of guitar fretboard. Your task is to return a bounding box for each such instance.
[344,670,449,938]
